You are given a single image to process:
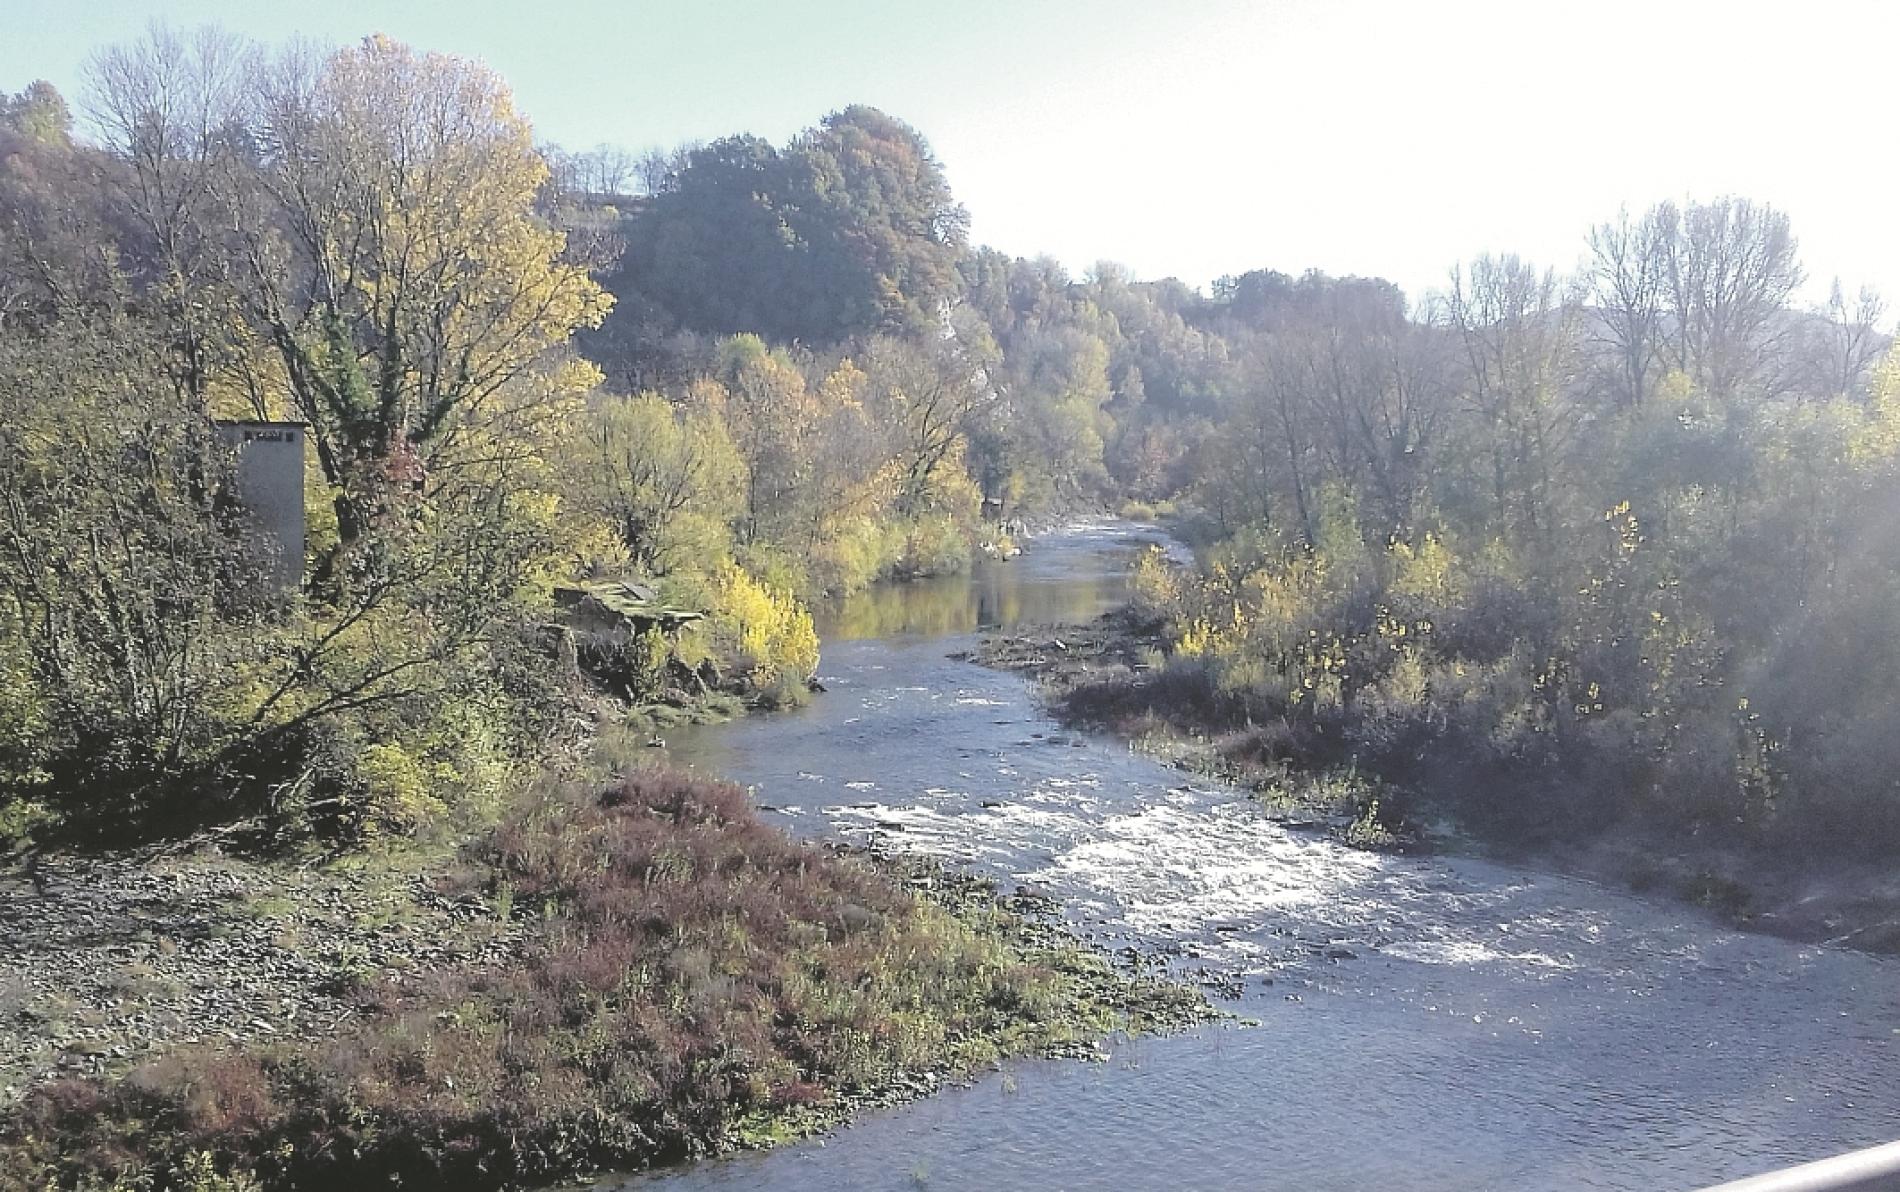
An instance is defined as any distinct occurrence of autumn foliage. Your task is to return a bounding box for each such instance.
[0,769,1121,1190]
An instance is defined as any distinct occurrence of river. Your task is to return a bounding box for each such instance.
[612,521,1900,1191]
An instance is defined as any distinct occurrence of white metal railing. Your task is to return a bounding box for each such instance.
[1699,1140,1900,1191]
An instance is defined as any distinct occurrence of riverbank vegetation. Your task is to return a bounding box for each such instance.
[0,38,990,848]
[968,211,1900,928]
[3,15,1898,1181]
[7,38,1892,855]
[0,766,1209,1191]
[1112,222,1900,869]
[2,26,1222,848]
[0,31,1229,1187]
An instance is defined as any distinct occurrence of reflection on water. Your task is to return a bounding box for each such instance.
[631,522,1900,1192]
[817,524,1158,641]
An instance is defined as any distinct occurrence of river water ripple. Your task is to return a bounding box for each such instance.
[612,522,1900,1192]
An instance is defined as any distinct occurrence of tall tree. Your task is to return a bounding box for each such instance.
[783,105,969,338]
[1804,279,1888,399]
[612,106,966,347]
[0,89,123,330]
[222,35,611,523]
[630,134,800,340]
[71,30,614,817]
[85,26,256,406]
[1585,205,1670,409]
[1446,255,1579,552]
[1658,197,1804,401]
[862,309,1002,514]
[0,80,73,144]
[579,392,743,576]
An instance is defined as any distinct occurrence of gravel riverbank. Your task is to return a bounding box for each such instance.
[0,782,1219,1190]
[0,841,524,1106]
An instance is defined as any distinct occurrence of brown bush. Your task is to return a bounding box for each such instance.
[0,769,1106,1191]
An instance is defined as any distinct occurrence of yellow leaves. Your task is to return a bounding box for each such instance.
[804,516,907,597]
[203,312,292,422]
[705,563,819,684]
[1531,659,1558,693]
[1652,369,1699,407]
[908,436,982,517]
[1385,532,1461,607]
[1850,352,1900,465]
[1587,499,1644,565]
[818,359,870,414]
[1372,604,1424,646]
[1236,555,1327,639]
[1175,617,1218,659]
[1374,650,1431,714]
[575,391,746,577]
[294,35,612,467]
[501,486,566,602]
[0,616,49,794]
[1128,545,1181,613]
[354,740,450,832]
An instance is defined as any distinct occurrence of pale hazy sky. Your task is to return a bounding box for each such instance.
[3,0,1894,312]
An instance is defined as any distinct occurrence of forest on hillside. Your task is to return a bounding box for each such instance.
[2,28,1897,864]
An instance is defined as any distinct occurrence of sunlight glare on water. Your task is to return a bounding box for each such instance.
[628,522,1900,1192]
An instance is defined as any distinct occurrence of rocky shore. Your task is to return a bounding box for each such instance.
[0,840,525,1107]
[970,609,1900,957]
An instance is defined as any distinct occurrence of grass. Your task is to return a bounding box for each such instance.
[1342,799,1401,851]
[618,693,750,745]
[0,768,1207,1192]
[235,894,298,920]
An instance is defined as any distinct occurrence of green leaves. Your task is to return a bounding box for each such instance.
[619,108,966,345]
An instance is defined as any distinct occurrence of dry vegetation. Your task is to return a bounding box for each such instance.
[0,769,1208,1191]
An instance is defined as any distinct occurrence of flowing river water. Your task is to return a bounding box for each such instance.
[611,522,1900,1191]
